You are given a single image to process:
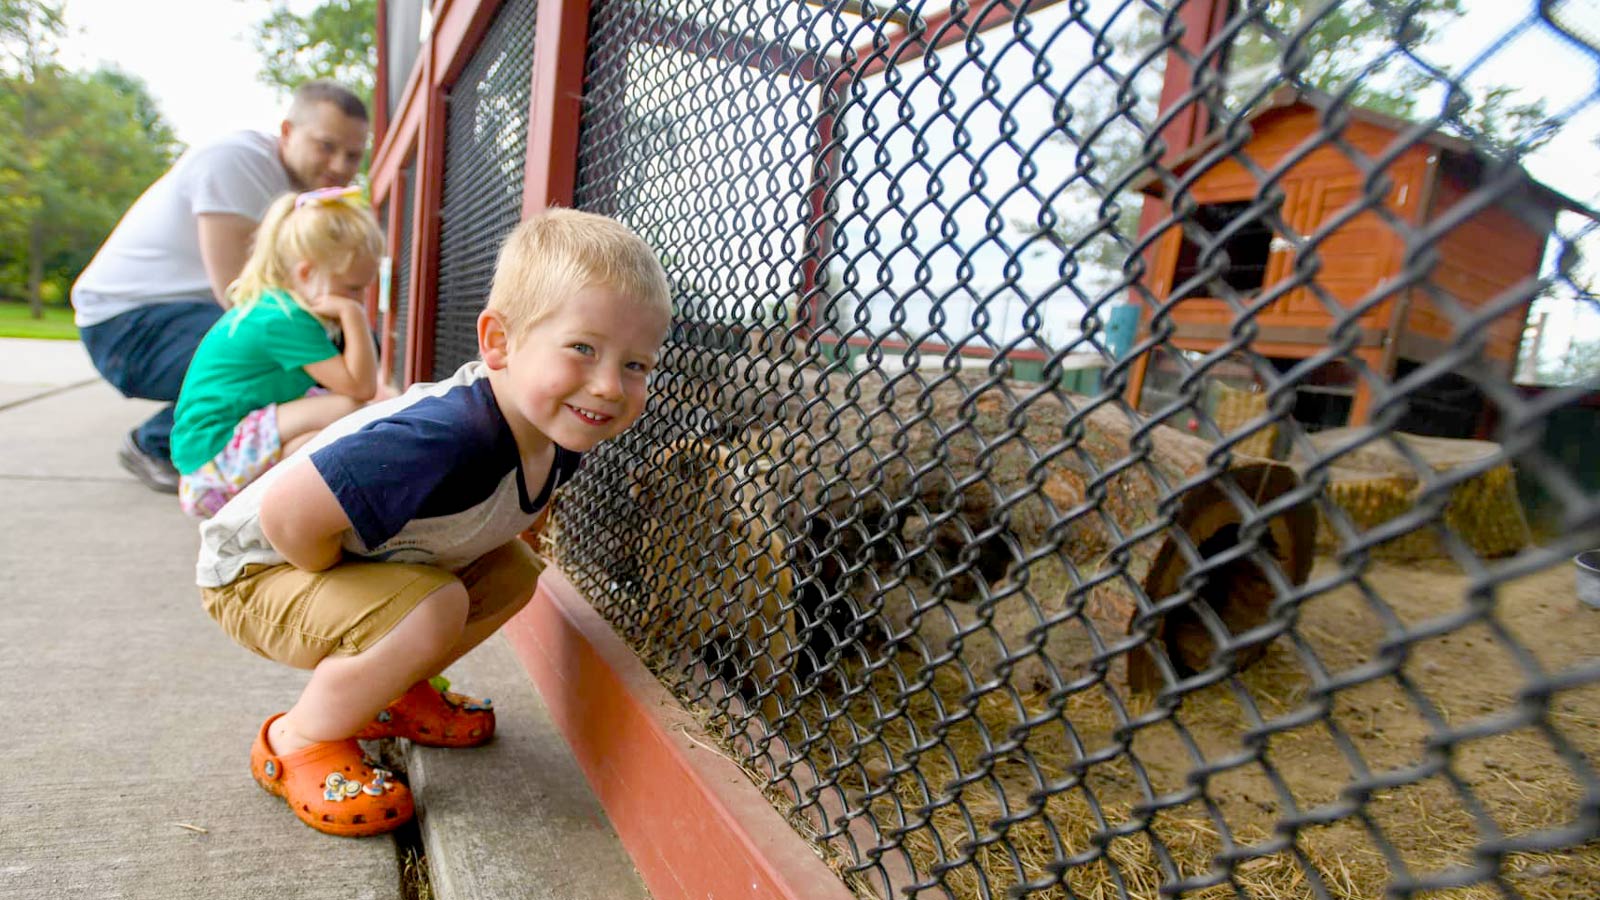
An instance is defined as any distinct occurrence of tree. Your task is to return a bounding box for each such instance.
[1224,0,1464,117]
[0,1,178,316]
[91,66,181,159]
[250,0,377,107]
[0,49,178,313]
[0,0,67,318]
[1536,336,1600,385]
[0,0,62,61]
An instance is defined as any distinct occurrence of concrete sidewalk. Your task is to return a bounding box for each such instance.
[0,338,647,899]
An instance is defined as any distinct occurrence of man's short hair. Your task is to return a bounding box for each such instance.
[488,208,673,337]
[288,80,369,123]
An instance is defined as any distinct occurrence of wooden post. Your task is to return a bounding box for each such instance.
[798,79,842,345]
[1125,0,1236,410]
[1346,346,1386,426]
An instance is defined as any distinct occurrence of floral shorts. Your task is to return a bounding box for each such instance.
[178,404,284,519]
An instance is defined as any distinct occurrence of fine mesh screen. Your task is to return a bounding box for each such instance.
[430,0,537,380]
[391,162,417,388]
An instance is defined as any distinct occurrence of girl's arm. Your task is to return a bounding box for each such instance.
[259,459,352,572]
[301,297,378,401]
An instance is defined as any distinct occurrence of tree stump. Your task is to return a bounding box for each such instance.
[1290,428,1531,560]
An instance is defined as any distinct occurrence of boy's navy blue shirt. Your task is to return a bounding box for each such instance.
[197,361,580,588]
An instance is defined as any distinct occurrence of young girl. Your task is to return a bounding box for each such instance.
[171,186,384,518]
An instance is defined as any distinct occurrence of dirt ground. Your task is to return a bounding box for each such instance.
[781,556,1600,899]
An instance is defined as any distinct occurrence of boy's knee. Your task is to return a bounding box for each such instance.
[463,540,544,623]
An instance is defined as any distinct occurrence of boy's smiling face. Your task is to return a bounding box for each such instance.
[481,285,670,456]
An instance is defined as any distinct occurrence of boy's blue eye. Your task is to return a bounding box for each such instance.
[571,343,594,355]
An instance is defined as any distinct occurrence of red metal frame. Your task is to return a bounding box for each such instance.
[522,0,592,215]
[503,567,858,900]
[371,2,430,182]
[797,79,841,343]
[408,80,446,385]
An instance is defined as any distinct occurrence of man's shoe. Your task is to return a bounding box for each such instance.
[118,432,179,494]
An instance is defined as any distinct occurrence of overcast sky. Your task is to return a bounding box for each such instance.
[55,0,318,148]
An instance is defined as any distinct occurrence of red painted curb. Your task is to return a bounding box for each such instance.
[501,567,856,900]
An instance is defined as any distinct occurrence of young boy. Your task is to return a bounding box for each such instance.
[195,209,672,837]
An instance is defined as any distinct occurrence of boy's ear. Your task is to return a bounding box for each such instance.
[478,309,511,370]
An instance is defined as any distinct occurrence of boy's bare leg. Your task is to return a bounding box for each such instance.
[269,581,470,756]
[431,545,543,675]
[437,587,536,674]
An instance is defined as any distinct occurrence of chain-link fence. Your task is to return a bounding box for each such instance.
[540,0,1600,896]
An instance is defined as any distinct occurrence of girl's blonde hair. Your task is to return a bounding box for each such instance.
[487,208,672,336]
[228,190,384,313]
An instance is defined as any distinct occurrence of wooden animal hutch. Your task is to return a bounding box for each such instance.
[1126,88,1591,438]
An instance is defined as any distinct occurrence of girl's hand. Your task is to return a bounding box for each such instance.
[302,290,363,319]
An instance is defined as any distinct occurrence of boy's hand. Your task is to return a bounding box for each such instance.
[260,459,354,572]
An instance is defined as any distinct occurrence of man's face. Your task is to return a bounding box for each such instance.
[279,102,369,190]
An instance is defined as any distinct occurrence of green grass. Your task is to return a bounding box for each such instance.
[0,301,78,340]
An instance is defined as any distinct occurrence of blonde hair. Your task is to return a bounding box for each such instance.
[487,208,672,337]
[228,191,384,314]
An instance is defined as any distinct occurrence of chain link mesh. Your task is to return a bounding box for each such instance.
[431,0,538,380]
[543,0,1600,896]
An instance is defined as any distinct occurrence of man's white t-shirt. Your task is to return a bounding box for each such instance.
[71,130,293,327]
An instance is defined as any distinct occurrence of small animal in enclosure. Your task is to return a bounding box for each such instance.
[628,437,798,721]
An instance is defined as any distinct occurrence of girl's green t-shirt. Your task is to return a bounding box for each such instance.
[170,289,340,474]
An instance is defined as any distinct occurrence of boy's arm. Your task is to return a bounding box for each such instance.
[259,461,353,572]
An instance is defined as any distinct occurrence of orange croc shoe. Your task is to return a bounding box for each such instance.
[251,714,414,837]
[354,679,495,748]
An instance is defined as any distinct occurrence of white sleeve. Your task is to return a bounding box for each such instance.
[186,141,285,220]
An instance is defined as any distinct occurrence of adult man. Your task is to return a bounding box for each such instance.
[73,80,370,493]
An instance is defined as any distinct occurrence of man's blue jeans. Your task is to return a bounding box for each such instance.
[79,301,224,461]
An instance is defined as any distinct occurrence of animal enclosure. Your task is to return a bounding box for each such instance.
[372,0,1600,897]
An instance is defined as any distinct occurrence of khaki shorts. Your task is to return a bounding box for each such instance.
[201,540,544,669]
